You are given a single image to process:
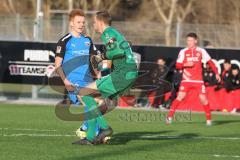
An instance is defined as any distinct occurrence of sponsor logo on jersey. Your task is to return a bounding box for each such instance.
[85,42,90,46]
[108,38,115,44]
[187,57,199,62]
[67,50,90,55]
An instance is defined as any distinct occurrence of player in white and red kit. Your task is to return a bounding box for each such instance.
[166,33,221,126]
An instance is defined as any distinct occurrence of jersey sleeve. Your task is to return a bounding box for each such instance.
[201,48,218,74]
[175,50,185,70]
[89,38,98,56]
[88,38,99,78]
[201,48,211,62]
[176,49,185,63]
[55,39,66,58]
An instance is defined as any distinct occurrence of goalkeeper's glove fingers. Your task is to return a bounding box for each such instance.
[92,55,103,69]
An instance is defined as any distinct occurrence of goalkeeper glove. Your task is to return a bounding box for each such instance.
[91,54,105,70]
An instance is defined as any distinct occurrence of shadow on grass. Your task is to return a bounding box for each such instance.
[67,131,200,160]
[213,120,240,126]
[109,130,174,145]
[109,131,200,145]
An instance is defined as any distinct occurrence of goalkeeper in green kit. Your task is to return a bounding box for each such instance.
[72,11,138,145]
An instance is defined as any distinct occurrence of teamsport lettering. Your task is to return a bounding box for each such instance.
[9,64,47,76]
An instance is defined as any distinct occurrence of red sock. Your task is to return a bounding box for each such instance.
[168,99,181,118]
[203,104,211,120]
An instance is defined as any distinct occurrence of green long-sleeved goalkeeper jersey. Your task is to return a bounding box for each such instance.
[96,26,138,98]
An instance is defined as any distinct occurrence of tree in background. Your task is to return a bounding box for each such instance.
[0,0,240,47]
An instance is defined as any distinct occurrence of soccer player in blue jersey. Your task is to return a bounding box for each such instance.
[54,9,110,145]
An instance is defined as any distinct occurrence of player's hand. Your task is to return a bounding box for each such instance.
[63,79,74,91]
[215,74,221,83]
[184,61,194,68]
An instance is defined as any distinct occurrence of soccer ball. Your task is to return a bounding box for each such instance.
[75,128,87,139]
[75,128,111,144]
[102,136,111,144]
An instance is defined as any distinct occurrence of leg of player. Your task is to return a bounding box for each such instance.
[82,95,113,144]
[75,96,101,140]
[166,92,186,124]
[78,81,113,125]
[77,81,98,96]
[72,95,110,145]
[77,81,114,144]
[199,94,212,126]
[72,96,97,145]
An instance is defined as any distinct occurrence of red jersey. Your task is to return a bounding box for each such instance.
[176,47,212,83]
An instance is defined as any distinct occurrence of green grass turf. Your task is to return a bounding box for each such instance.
[0,103,240,160]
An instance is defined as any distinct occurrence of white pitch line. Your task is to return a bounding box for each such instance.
[213,154,240,158]
[2,134,74,137]
[1,133,240,141]
[0,128,57,132]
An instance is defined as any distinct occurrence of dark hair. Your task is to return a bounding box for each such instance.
[69,9,85,21]
[224,59,231,64]
[203,40,211,47]
[96,11,112,26]
[186,32,198,39]
[231,64,239,70]
[157,57,165,61]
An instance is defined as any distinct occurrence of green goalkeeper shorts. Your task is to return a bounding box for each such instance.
[96,75,118,99]
[96,72,137,99]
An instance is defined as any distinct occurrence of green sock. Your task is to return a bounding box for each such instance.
[96,116,108,130]
[81,96,108,141]
[86,118,96,141]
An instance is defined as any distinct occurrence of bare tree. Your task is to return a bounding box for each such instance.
[2,0,16,14]
[153,0,176,45]
[153,0,195,46]
[176,0,194,23]
[1,0,240,47]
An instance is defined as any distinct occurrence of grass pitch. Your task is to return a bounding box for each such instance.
[0,103,240,160]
